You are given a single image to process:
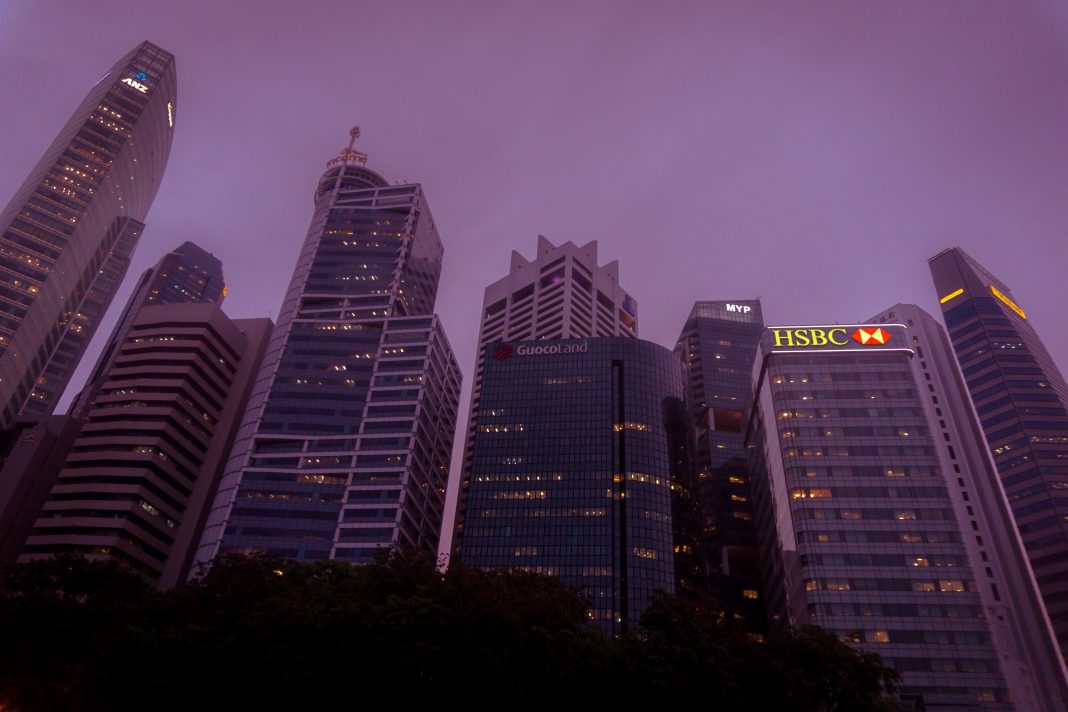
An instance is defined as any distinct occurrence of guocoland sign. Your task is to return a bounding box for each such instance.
[765,325,907,351]
[492,340,589,361]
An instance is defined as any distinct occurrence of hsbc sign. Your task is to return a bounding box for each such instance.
[767,325,904,352]
[493,340,588,361]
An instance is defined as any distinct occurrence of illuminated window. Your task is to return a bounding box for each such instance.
[866,630,890,644]
[939,580,965,593]
[742,589,759,600]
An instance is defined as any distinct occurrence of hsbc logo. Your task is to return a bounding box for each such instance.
[770,326,898,349]
[725,303,752,314]
[851,327,891,345]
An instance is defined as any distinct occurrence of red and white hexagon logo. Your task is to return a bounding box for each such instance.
[851,327,892,345]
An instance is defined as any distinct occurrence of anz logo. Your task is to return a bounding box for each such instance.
[121,71,150,94]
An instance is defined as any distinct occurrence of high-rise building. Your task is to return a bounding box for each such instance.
[458,336,702,633]
[19,304,271,587]
[0,41,177,425]
[69,241,224,417]
[930,247,1068,659]
[870,303,1068,712]
[747,322,1023,709]
[452,236,637,555]
[0,242,228,569]
[674,300,765,630]
[0,415,79,568]
[192,129,461,568]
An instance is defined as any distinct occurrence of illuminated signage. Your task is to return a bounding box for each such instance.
[493,341,588,360]
[725,303,752,314]
[768,325,905,352]
[939,288,964,304]
[990,285,1026,320]
[851,327,892,345]
[121,77,148,93]
[167,102,174,128]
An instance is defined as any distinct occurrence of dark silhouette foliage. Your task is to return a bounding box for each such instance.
[0,554,900,710]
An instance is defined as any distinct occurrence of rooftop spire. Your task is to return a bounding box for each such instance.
[327,126,368,168]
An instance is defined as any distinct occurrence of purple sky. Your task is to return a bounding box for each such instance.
[3,1,1068,553]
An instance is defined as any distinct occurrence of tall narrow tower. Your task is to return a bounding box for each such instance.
[930,247,1068,659]
[674,300,765,631]
[193,129,461,568]
[451,236,637,555]
[0,41,177,424]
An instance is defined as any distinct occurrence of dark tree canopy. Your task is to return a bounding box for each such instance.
[0,554,900,711]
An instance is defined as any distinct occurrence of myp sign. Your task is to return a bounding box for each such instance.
[725,303,752,314]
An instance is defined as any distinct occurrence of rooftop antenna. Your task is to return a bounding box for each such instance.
[327,126,368,168]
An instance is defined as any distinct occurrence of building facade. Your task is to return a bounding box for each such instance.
[69,241,224,418]
[930,247,1068,660]
[870,303,1068,712]
[0,41,176,424]
[453,236,637,556]
[192,130,460,569]
[746,323,1018,709]
[674,299,765,630]
[459,337,701,633]
[20,304,271,587]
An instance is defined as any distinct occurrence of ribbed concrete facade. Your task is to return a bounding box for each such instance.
[20,304,271,586]
[452,236,637,555]
[0,41,176,425]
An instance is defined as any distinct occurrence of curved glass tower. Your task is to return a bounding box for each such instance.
[0,41,177,425]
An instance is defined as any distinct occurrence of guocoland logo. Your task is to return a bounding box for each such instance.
[493,341,589,361]
[769,326,894,348]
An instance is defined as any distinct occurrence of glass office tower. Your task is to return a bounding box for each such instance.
[452,236,637,556]
[459,337,702,634]
[675,299,765,631]
[870,304,1068,712]
[0,41,177,425]
[747,323,1016,709]
[930,247,1068,660]
[193,130,461,568]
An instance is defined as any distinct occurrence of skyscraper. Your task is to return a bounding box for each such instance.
[870,303,1068,712]
[0,241,227,569]
[19,304,271,587]
[674,300,765,630]
[0,41,177,425]
[459,336,702,633]
[746,321,1054,709]
[193,129,461,568]
[69,241,224,417]
[930,247,1068,659]
[452,236,637,555]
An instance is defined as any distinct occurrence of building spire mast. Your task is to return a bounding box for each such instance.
[327,126,368,168]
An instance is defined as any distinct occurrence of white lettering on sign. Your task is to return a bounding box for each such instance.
[515,341,589,357]
[725,304,752,314]
[121,77,148,93]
